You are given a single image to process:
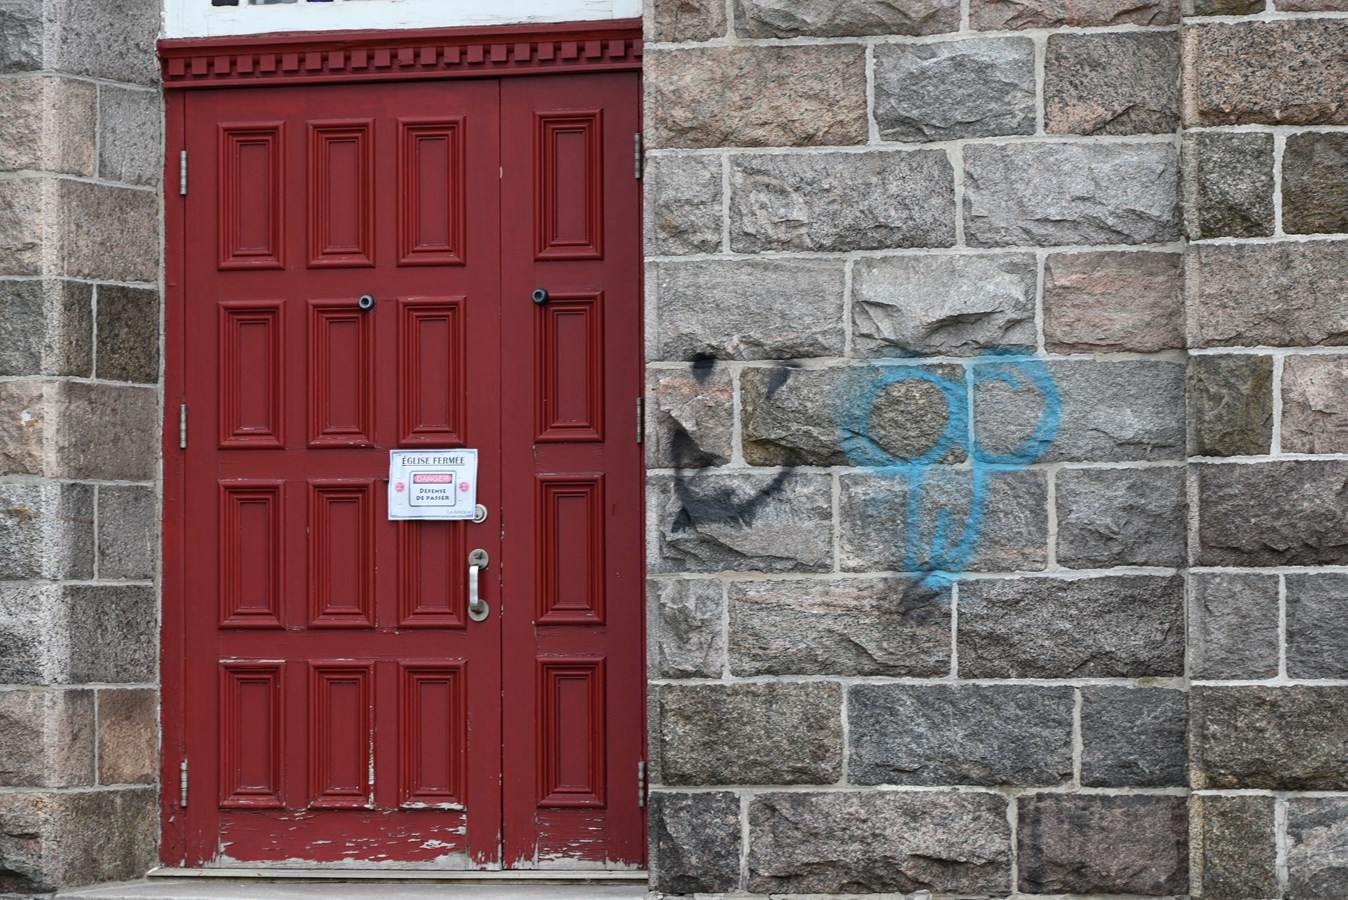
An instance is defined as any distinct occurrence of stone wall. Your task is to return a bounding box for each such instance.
[643,0,1193,895]
[0,0,163,894]
[1184,6,1348,899]
[646,0,1348,895]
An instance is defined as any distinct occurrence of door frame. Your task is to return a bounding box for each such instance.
[158,20,643,868]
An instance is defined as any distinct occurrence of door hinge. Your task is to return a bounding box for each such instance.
[179,150,187,196]
[633,132,643,180]
[637,759,647,808]
[179,403,187,450]
[635,396,644,445]
[179,758,189,808]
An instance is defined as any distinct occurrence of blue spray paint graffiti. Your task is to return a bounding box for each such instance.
[834,352,1062,589]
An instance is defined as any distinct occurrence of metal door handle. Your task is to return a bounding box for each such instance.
[467,548,490,622]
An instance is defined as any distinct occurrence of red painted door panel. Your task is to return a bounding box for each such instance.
[500,74,645,868]
[174,72,643,870]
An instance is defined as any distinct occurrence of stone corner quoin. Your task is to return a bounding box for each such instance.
[0,0,164,895]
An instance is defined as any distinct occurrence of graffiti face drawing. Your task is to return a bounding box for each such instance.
[835,353,1061,589]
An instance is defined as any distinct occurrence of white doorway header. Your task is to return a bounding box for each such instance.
[164,0,642,39]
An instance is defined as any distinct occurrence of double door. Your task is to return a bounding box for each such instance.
[168,72,644,869]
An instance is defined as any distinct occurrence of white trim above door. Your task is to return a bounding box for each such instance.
[163,0,642,39]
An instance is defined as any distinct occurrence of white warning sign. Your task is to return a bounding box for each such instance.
[388,449,478,521]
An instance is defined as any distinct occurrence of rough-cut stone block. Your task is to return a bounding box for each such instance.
[96,484,156,581]
[735,0,960,37]
[98,86,161,188]
[1182,132,1274,239]
[96,689,157,785]
[0,482,92,582]
[0,788,157,893]
[1192,686,1348,789]
[1189,572,1280,680]
[646,365,733,468]
[0,178,48,276]
[47,0,161,86]
[63,585,156,684]
[1277,0,1348,9]
[873,38,1035,142]
[645,46,867,149]
[1285,133,1348,236]
[653,682,841,785]
[729,150,954,252]
[0,381,45,476]
[1195,461,1348,567]
[1193,795,1276,900]
[1188,354,1273,457]
[644,154,722,257]
[965,142,1178,247]
[0,76,96,176]
[1186,0,1262,12]
[57,180,158,283]
[1045,33,1180,136]
[651,259,845,361]
[0,483,51,581]
[1042,251,1182,354]
[852,254,1036,357]
[1283,354,1348,454]
[0,583,62,685]
[650,0,726,42]
[1287,798,1348,899]
[648,578,723,679]
[974,359,1186,463]
[850,684,1072,786]
[1189,241,1348,348]
[1018,795,1188,895]
[1286,574,1348,679]
[839,468,1048,574]
[649,473,833,573]
[959,575,1185,678]
[1184,21,1348,127]
[0,690,93,788]
[1055,467,1185,568]
[748,791,1011,895]
[0,0,44,72]
[0,280,92,377]
[742,364,966,468]
[51,382,158,482]
[648,791,740,895]
[728,577,950,676]
[970,0,1176,29]
[95,285,159,384]
[1080,687,1186,788]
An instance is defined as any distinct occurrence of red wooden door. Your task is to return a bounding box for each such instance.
[170,71,643,870]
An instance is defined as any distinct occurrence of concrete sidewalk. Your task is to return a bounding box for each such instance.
[60,882,649,900]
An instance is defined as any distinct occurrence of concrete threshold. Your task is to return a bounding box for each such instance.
[59,881,649,900]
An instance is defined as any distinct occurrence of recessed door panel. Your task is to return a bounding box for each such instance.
[219,124,284,269]
[219,482,284,628]
[308,301,374,447]
[308,480,374,628]
[218,302,284,448]
[219,663,284,808]
[537,293,604,442]
[535,111,603,260]
[398,296,466,446]
[309,120,374,267]
[537,657,606,808]
[398,120,466,266]
[399,662,468,808]
[309,662,374,809]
